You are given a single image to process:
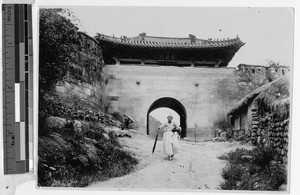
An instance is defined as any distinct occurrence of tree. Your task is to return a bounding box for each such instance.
[265,60,280,82]
[39,9,79,96]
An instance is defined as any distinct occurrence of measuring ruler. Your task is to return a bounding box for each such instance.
[2,4,33,174]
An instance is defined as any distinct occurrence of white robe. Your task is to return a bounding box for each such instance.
[160,121,180,156]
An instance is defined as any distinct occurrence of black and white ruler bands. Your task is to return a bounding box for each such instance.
[2,4,33,174]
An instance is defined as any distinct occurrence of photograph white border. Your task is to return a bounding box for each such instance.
[0,0,299,195]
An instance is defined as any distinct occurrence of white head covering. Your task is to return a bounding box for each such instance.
[167,114,173,119]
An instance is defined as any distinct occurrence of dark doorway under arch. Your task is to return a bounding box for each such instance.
[147,97,187,138]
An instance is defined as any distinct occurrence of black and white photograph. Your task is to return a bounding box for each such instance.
[37,6,293,192]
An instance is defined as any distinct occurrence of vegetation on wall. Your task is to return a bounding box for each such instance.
[39,9,79,96]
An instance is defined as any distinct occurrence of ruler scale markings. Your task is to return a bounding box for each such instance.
[3,4,32,174]
[3,4,16,174]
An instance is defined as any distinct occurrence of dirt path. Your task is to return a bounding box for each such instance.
[88,130,252,190]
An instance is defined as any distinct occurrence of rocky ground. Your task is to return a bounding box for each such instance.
[88,130,252,190]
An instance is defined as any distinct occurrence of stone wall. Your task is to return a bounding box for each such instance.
[103,64,237,141]
[237,64,290,84]
[55,32,107,111]
[249,106,289,163]
[51,31,291,142]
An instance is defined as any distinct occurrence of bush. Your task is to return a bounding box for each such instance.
[39,9,79,96]
[218,148,251,164]
[38,119,138,187]
[219,146,287,191]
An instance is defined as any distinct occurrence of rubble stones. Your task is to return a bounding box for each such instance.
[73,120,82,132]
[220,132,227,138]
[109,127,122,136]
[103,133,110,140]
[46,116,67,129]
[44,97,123,128]
[120,130,132,137]
[212,137,226,142]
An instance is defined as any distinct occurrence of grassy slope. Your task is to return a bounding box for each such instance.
[38,97,138,187]
[218,147,287,191]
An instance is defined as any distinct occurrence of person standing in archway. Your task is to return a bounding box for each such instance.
[159,114,181,160]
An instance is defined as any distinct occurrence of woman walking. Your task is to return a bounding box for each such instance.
[159,114,181,160]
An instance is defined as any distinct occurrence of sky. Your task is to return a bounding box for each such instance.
[67,6,294,122]
[69,6,294,67]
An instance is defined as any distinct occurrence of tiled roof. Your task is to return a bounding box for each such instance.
[95,33,245,50]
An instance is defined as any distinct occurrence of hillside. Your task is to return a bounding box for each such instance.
[38,96,138,187]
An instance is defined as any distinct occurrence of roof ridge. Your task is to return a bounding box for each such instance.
[95,33,245,49]
[96,33,241,42]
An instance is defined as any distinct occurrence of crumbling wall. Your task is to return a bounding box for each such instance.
[236,64,290,84]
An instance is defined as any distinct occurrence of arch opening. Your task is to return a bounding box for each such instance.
[147,97,187,138]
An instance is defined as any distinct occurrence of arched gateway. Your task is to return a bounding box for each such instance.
[147,97,187,138]
[97,32,244,141]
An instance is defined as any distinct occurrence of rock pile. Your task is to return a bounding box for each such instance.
[42,96,122,128]
[42,96,136,139]
[46,116,133,138]
[213,132,227,142]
